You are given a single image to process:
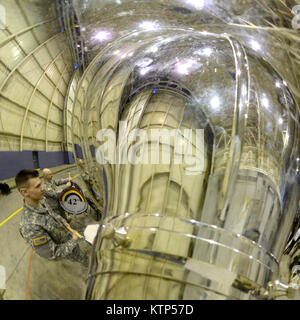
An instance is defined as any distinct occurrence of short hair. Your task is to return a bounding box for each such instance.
[15,169,39,190]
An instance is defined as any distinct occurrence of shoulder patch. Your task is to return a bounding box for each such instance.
[33,236,48,246]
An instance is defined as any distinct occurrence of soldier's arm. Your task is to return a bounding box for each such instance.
[43,185,60,200]
[47,205,68,226]
[22,226,77,260]
[54,178,69,186]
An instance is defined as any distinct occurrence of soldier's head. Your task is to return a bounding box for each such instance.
[78,159,84,169]
[15,169,44,205]
[42,168,53,182]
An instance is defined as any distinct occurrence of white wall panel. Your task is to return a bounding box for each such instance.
[0,99,24,135]
[0,42,26,69]
[4,70,29,97]
[30,91,51,119]
[15,32,39,54]
[18,58,43,86]
[0,0,74,154]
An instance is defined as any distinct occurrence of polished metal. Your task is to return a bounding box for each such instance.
[64,0,300,299]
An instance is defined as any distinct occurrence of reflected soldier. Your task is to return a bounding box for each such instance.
[78,159,102,221]
[78,159,101,201]
[16,169,88,267]
[42,168,71,221]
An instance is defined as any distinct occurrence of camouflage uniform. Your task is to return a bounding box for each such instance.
[19,199,88,267]
[79,169,102,221]
[43,178,69,220]
[80,169,101,201]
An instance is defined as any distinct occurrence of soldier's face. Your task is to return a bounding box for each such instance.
[22,177,44,201]
[44,171,53,182]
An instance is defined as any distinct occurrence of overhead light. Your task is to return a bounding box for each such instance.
[250,40,261,51]
[203,47,213,56]
[94,30,111,41]
[136,58,153,67]
[139,66,152,76]
[147,45,159,53]
[139,21,159,31]
[210,95,220,109]
[261,96,269,109]
[194,47,213,56]
[241,84,247,96]
[185,0,204,10]
[175,59,196,75]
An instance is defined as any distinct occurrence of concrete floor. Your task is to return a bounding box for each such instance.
[0,165,99,300]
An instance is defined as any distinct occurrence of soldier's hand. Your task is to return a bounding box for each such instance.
[64,222,70,229]
[66,181,71,187]
[72,232,79,241]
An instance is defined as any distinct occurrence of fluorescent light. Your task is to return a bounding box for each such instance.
[250,40,261,51]
[210,96,220,109]
[186,0,204,10]
[139,21,158,31]
[94,30,111,41]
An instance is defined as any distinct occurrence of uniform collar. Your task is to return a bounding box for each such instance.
[23,199,48,214]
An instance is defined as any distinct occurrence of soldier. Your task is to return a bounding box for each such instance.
[78,159,103,221]
[16,169,88,267]
[42,168,71,221]
[78,159,101,201]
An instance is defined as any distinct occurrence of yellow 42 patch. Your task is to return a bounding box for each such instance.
[33,236,48,246]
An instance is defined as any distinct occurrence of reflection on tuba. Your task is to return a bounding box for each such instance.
[65,0,300,299]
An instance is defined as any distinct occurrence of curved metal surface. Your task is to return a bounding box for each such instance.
[63,0,300,299]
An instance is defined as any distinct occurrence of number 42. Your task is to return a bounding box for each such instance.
[68,198,77,205]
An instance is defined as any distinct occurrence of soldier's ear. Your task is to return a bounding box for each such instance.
[19,187,28,197]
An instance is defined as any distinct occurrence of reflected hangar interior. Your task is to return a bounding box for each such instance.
[0,0,300,300]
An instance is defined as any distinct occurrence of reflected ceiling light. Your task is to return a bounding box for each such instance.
[161,37,173,44]
[241,84,247,96]
[250,40,261,51]
[94,30,111,41]
[148,45,159,53]
[136,58,153,67]
[113,49,121,55]
[261,97,269,109]
[175,59,196,75]
[140,66,152,76]
[186,0,204,10]
[139,21,159,31]
[210,96,220,109]
[203,47,213,56]
[117,10,133,16]
[275,81,281,88]
[194,47,213,56]
[278,117,283,125]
